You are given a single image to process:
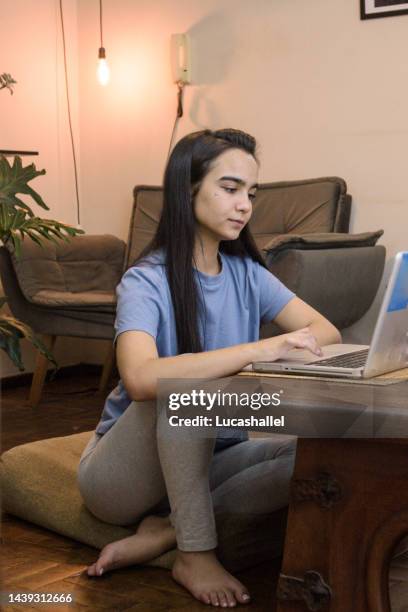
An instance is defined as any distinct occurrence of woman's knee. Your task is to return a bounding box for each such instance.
[77,453,168,526]
[78,467,139,525]
[257,435,297,461]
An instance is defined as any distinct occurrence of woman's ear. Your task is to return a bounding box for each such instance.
[191,182,200,200]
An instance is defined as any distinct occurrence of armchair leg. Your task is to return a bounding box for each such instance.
[99,343,115,394]
[29,335,56,408]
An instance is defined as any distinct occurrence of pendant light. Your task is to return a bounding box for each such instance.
[97,0,110,86]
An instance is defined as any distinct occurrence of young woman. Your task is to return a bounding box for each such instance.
[78,129,341,608]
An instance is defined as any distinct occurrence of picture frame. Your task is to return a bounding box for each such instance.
[361,0,408,19]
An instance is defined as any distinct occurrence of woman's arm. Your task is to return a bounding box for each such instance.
[273,296,342,346]
[117,320,332,401]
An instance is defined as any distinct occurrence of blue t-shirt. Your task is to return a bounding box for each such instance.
[95,250,295,451]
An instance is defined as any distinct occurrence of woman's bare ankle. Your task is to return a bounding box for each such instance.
[177,549,216,561]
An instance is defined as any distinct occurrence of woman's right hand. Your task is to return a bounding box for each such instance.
[118,328,324,401]
[254,327,323,363]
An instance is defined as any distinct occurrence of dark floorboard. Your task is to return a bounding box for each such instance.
[1,369,280,611]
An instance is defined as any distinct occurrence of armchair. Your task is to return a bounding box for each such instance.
[0,235,125,407]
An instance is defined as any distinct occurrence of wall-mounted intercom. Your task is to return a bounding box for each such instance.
[170,33,191,84]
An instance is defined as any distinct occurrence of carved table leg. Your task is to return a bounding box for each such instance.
[277,439,408,612]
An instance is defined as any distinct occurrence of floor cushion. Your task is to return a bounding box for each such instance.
[0,431,288,574]
[0,431,175,569]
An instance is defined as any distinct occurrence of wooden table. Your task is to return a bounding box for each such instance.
[162,371,408,609]
[238,373,408,611]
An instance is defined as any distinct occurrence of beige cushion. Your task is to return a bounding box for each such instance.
[0,431,175,569]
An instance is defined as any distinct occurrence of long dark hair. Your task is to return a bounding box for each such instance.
[138,128,267,354]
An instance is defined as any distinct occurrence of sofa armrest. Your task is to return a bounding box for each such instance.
[262,245,386,334]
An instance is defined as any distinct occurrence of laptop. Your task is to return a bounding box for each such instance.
[252,251,408,379]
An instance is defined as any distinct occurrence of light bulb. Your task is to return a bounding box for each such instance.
[97,47,110,86]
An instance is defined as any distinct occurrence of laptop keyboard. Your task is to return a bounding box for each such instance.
[307,348,370,369]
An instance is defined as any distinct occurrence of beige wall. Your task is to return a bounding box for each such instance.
[1,0,407,376]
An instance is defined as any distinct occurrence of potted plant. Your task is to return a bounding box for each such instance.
[0,155,83,370]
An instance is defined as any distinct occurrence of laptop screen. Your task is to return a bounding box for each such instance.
[387,252,408,312]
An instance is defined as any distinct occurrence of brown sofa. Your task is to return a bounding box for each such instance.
[126,176,385,333]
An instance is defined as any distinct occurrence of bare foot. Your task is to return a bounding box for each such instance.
[172,550,251,608]
[87,515,176,577]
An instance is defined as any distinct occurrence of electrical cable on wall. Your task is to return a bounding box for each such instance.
[167,33,191,159]
[59,0,81,227]
[167,81,185,160]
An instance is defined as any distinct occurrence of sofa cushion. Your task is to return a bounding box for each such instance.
[126,187,163,266]
[30,290,116,308]
[10,235,125,307]
[263,230,384,257]
[249,177,348,250]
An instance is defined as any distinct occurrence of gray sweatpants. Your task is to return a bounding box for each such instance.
[77,400,296,557]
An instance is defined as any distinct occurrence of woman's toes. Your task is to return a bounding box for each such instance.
[87,561,104,577]
[200,592,211,605]
[218,591,229,608]
[86,563,97,576]
[210,591,220,607]
[234,589,251,604]
[86,546,112,578]
[224,589,237,607]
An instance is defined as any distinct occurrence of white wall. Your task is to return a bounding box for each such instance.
[1,0,407,377]
[77,0,407,252]
[76,0,408,343]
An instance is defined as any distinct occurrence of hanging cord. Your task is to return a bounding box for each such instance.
[59,0,81,227]
[166,81,185,160]
[99,0,104,48]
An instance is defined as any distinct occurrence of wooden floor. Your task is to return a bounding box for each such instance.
[1,368,280,611]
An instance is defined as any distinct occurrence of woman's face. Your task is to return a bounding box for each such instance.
[193,148,259,244]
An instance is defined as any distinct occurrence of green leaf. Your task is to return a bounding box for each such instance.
[19,184,49,210]
[7,195,37,216]
[9,232,21,258]
[5,335,24,370]
[0,156,47,215]
[0,312,58,370]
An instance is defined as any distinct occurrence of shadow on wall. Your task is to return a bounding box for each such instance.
[186,12,235,128]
